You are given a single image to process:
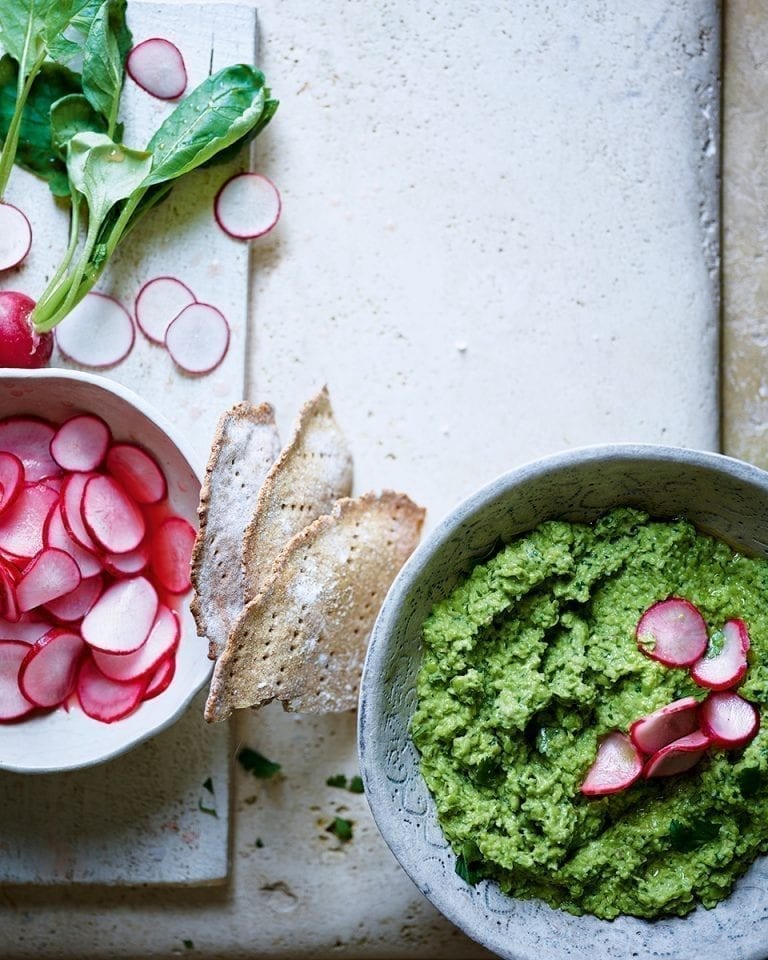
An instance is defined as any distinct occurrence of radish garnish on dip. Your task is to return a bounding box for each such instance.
[642,730,711,779]
[700,691,760,748]
[636,597,709,666]
[629,696,700,756]
[580,731,643,796]
[691,619,750,691]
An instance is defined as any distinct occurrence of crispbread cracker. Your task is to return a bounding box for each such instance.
[241,385,353,603]
[205,491,425,720]
[191,402,281,659]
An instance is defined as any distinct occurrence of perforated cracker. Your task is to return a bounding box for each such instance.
[241,385,353,602]
[190,402,281,659]
[205,491,425,720]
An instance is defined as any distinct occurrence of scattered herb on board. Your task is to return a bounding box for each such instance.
[254,837,264,849]
[198,776,218,817]
[182,940,194,950]
[326,773,364,794]
[326,816,353,842]
[237,746,281,779]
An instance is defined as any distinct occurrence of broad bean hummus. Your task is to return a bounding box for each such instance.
[412,508,768,919]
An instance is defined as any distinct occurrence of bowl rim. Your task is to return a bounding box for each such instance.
[0,366,208,774]
[358,442,768,959]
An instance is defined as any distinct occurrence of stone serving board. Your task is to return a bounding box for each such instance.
[0,1,261,884]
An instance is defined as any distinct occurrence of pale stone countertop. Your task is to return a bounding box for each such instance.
[0,1,731,957]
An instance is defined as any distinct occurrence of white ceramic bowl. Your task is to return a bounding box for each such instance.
[0,369,208,773]
[359,444,768,960]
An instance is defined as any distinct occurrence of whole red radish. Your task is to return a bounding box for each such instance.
[0,292,52,368]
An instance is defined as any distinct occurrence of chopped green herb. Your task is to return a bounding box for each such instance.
[255,837,264,848]
[202,777,214,795]
[348,775,364,794]
[198,799,218,818]
[326,817,353,842]
[455,853,485,885]
[668,817,721,853]
[237,746,281,779]
[326,774,347,789]
[182,940,194,950]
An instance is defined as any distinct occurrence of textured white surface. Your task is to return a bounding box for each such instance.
[0,0,720,957]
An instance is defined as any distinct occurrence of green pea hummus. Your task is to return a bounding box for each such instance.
[412,508,768,920]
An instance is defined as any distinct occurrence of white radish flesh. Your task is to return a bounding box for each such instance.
[150,516,195,593]
[82,474,146,554]
[55,292,135,369]
[0,202,32,271]
[642,730,711,778]
[106,443,166,504]
[214,173,281,240]
[45,502,102,578]
[16,547,81,612]
[0,614,51,644]
[44,574,103,623]
[135,276,196,344]
[629,696,700,756]
[143,653,175,700]
[0,640,35,721]
[0,416,59,481]
[165,302,230,375]
[580,731,643,796]
[636,597,709,667]
[0,452,23,516]
[50,414,111,472]
[81,576,158,654]
[103,542,149,576]
[126,38,187,100]
[76,655,147,723]
[93,604,179,682]
[19,629,85,708]
[699,691,760,748]
[0,482,58,558]
[691,619,750,691]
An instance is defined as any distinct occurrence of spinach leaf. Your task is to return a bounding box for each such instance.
[0,1,96,67]
[81,0,130,135]
[50,93,108,160]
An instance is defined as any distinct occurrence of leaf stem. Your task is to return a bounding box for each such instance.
[0,51,45,199]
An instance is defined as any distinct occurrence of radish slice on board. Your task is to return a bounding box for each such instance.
[580,731,643,796]
[45,502,101,578]
[629,696,700,756]
[81,576,158,654]
[16,547,81,612]
[0,416,59,481]
[0,614,50,644]
[134,276,196,344]
[82,474,146,554]
[55,292,135,369]
[642,730,711,778]
[105,443,166,504]
[0,202,32,271]
[143,652,176,700]
[76,655,147,722]
[93,604,179,682]
[50,414,111,472]
[165,301,230,375]
[0,452,23,517]
[19,629,85,708]
[214,172,282,240]
[691,619,750,691]
[0,482,58,558]
[44,574,103,623]
[0,640,35,721]
[150,516,195,593]
[699,691,760,748]
[126,38,187,100]
[635,597,709,667]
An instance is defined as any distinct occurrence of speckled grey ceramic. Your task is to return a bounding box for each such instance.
[358,444,768,960]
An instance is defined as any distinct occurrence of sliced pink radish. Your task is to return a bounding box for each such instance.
[0,561,20,622]
[0,202,32,271]
[60,471,99,553]
[699,691,760,748]
[134,276,196,344]
[0,639,35,721]
[0,452,23,517]
[50,414,111,472]
[126,38,187,100]
[0,614,51,644]
[642,730,711,778]
[165,302,230,375]
[635,597,709,667]
[103,541,149,576]
[105,443,166,504]
[82,474,146,554]
[691,619,750,691]
[16,547,81,612]
[44,502,102,578]
[629,696,700,756]
[19,628,85,708]
[55,292,135,369]
[143,652,176,700]
[76,655,147,722]
[0,481,58,558]
[81,575,158,654]
[150,516,195,593]
[93,604,179,682]
[0,416,60,481]
[44,574,103,622]
[580,731,643,796]
[214,173,281,240]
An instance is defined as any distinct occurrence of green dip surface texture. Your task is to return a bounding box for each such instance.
[411,508,768,920]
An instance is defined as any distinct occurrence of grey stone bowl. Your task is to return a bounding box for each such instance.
[358,444,768,960]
